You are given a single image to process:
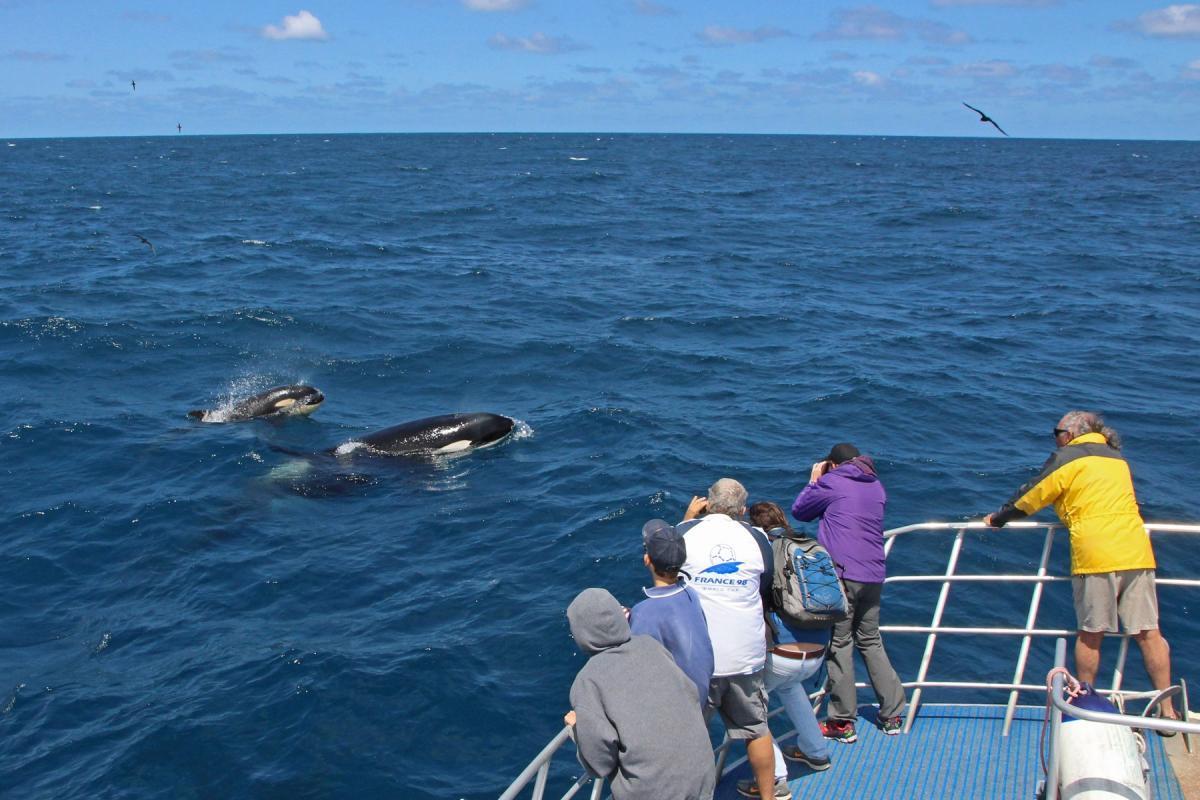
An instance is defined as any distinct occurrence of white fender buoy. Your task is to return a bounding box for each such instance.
[1059,689,1149,799]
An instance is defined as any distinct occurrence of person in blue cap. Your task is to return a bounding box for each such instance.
[630,519,715,706]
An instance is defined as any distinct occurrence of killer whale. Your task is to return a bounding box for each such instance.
[329,412,515,457]
[189,385,325,423]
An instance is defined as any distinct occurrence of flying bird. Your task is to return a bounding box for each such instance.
[177,122,182,133]
[131,80,136,91]
[133,233,156,255]
[963,102,1008,136]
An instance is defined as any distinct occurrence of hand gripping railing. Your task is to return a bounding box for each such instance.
[1043,638,1199,800]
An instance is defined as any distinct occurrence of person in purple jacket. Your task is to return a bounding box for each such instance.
[791,442,906,743]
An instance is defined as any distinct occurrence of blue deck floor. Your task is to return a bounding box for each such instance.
[714,705,1184,800]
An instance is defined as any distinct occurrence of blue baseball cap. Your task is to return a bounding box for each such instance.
[642,519,687,572]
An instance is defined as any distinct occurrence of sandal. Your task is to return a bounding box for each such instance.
[1155,709,1182,738]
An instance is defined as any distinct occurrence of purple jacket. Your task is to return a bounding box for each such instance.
[790,456,887,584]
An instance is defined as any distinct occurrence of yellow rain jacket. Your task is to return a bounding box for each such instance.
[992,432,1155,575]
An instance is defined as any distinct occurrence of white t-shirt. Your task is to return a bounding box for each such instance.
[678,513,769,677]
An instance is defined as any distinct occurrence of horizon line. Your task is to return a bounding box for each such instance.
[4,130,1198,144]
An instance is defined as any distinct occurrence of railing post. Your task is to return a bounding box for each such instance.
[1110,635,1130,696]
[1004,526,1055,736]
[1044,638,1068,800]
[498,726,574,800]
[712,731,731,781]
[902,528,966,734]
[1182,678,1192,755]
[531,762,550,800]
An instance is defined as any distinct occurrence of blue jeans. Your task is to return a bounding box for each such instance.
[765,651,829,779]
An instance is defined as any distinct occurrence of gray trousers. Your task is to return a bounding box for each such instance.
[826,579,906,721]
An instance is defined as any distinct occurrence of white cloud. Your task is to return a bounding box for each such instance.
[853,70,884,86]
[1089,55,1138,69]
[1184,58,1200,78]
[108,67,176,82]
[262,10,329,41]
[1134,5,1200,37]
[1027,63,1090,84]
[463,0,530,10]
[814,6,971,46]
[488,32,587,54]
[698,25,791,45]
[906,55,951,66]
[938,59,1019,78]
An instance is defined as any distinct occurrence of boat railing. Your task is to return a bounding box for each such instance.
[878,521,1200,736]
[498,521,1200,799]
[1043,637,1199,800]
[496,726,599,800]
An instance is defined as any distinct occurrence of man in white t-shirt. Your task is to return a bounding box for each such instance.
[678,478,782,800]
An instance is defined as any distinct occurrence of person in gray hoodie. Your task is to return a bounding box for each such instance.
[565,587,716,800]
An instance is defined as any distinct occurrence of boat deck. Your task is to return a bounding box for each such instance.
[714,705,1184,800]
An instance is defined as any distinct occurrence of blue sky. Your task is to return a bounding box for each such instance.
[3,0,1199,139]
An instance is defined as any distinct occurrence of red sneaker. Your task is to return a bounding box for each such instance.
[820,718,858,744]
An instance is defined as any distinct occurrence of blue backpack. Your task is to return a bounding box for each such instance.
[771,534,849,628]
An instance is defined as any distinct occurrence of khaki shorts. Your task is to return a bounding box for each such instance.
[1072,569,1159,634]
[704,670,769,740]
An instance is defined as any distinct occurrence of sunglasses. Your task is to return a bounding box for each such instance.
[1053,428,1069,438]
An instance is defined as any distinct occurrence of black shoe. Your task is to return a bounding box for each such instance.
[1156,709,1182,738]
[781,745,831,771]
[736,777,792,798]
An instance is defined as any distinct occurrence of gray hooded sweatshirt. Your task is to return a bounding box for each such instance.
[567,588,716,800]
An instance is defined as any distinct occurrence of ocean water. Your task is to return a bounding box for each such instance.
[1,133,1198,799]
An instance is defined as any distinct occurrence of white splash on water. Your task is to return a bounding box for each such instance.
[333,441,367,456]
[194,375,275,423]
[509,419,535,441]
[267,460,314,481]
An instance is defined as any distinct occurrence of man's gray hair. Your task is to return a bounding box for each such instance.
[707,478,748,516]
[1060,410,1122,450]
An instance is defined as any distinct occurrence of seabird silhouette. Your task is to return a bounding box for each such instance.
[177,123,182,133]
[131,80,136,91]
[133,233,156,255]
[963,102,1008,136]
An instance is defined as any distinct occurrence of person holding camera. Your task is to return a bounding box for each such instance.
[791,443,905,743]
[678,479,782,799]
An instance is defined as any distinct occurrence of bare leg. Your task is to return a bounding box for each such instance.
[747,734,780,798]
[1075,630,1104,685]
[1133,628,1176,718]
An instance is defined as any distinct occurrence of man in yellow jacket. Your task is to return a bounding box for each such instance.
[984,410,1178,725]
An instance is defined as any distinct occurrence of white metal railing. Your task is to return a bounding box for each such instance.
[879,521,1200,736]
[498,521,1200,799]
[1043,637,1198,800]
